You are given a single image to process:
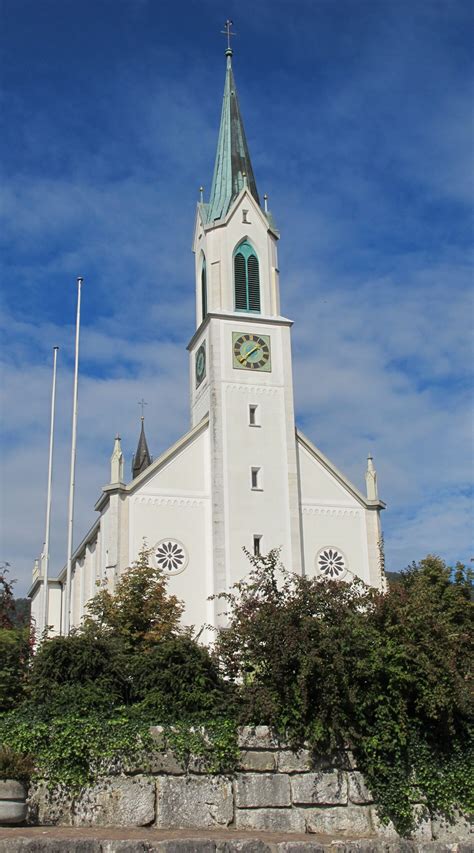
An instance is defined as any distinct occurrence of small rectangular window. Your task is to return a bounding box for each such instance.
[253,535,262,557]
[249,404,258,426]
[251,467,260,489]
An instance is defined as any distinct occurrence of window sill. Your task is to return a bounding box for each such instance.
[251,487,264,492]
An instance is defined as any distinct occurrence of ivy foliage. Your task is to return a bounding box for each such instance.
[214,550,473,836]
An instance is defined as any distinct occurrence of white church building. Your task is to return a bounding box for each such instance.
[30,45,386,639]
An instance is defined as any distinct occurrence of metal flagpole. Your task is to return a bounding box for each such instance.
[65,277,83,635]
[41,345,59,638]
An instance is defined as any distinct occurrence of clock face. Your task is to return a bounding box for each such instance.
[195,341,206,387]
[232,332,271,372]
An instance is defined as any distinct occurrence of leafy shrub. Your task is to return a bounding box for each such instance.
[27,632,131,707]
[83,545,184,646]
[0,627,31,712]
[214,550,473,835]
[129,635,234,720]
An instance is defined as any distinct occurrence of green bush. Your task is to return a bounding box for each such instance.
[129,635,234,720]
[0,627,31,712]
[27,632,131,707]
[214,550,473,835]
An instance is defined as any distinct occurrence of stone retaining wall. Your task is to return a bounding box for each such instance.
[27,726,472,843]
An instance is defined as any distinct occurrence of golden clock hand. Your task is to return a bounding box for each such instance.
[239,344,260,364]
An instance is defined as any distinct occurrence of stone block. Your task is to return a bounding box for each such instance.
[72,775,155,826]
[431,809,473,842]
[348,771,373,804]
[238,750,277,772]
[237,726,279,750]
[370,803,432,841]
[27,781,74,826]
[303,804,373,836]
[217,842,274,853]
[147,750,185,775]
[235,806,306,833]
[155,775,233,828]
[234,772,291,808]
[277,750,312,773]
[291,771,348,805]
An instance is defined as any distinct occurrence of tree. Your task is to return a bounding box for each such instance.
[214,549,473,835]
[83,544,184,646]
[0,565,31,711]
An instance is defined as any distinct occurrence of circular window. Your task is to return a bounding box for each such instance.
[316,547,347,580]
[153,539,188,576]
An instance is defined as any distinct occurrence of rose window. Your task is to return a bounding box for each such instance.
[317,547,347,580]
[153,539,188,575]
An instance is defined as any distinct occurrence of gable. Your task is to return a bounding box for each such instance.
[131,421,209,496]
[297,430,366,508]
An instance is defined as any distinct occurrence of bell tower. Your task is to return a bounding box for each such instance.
[187,38,303,605]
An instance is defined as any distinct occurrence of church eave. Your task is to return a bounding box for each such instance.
[187,312,293,352]
[56,518,102,584]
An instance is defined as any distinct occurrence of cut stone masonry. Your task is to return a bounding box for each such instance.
[26,727,472,843]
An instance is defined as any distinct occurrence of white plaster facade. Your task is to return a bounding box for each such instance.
[29,57,385,641]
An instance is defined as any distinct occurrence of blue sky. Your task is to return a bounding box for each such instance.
[1,0,473,596]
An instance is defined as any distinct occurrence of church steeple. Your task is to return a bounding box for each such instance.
[132,417,152,479]
[207,42,260,222]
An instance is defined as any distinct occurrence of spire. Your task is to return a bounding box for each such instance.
[365,454,378,500]
[132,417,152,480]
[207,38,260,222]
[110,434,124,484]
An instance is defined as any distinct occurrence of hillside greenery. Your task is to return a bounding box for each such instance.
[0,547,472,836]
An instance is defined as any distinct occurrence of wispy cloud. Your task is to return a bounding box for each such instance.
[1,0,472,593]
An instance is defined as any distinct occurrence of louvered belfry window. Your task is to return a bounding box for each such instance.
[201,256,207,320]
[234,241,260,312]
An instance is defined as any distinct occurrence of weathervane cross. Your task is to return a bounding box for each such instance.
[138,398,148,418]
[221,19,236,51]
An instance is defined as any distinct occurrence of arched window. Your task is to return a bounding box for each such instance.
[234,241,260,312]
[201,255,207,320]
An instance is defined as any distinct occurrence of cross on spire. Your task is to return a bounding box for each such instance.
[221,19,236,53]
[138,398,147,419]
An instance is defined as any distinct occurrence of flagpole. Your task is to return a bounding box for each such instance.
[41,345,59,638]
[65,277,83,635]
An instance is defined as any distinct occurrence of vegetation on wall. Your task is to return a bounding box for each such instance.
[214,550,473,835]
[0,547,472,836]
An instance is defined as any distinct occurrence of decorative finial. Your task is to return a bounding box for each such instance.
[242,171,248,188]
[199,186,204,203]
[110,434,124,484]
[263,193,269,213]
[366,453,378,500]
[221,19,236,56]
[138,398,147,419]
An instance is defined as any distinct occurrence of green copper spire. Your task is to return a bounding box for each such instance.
[207,47,260,223]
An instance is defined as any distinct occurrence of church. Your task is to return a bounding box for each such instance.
[29,43,386,640]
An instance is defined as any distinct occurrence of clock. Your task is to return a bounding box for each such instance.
[232,332,271,372]
[195,341,206,387]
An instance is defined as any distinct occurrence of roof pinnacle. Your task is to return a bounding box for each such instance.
[221,19,236,57]
[207,23,260,222]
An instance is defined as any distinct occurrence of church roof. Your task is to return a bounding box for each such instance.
[206,49,260,223]
[132,417,152,480]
